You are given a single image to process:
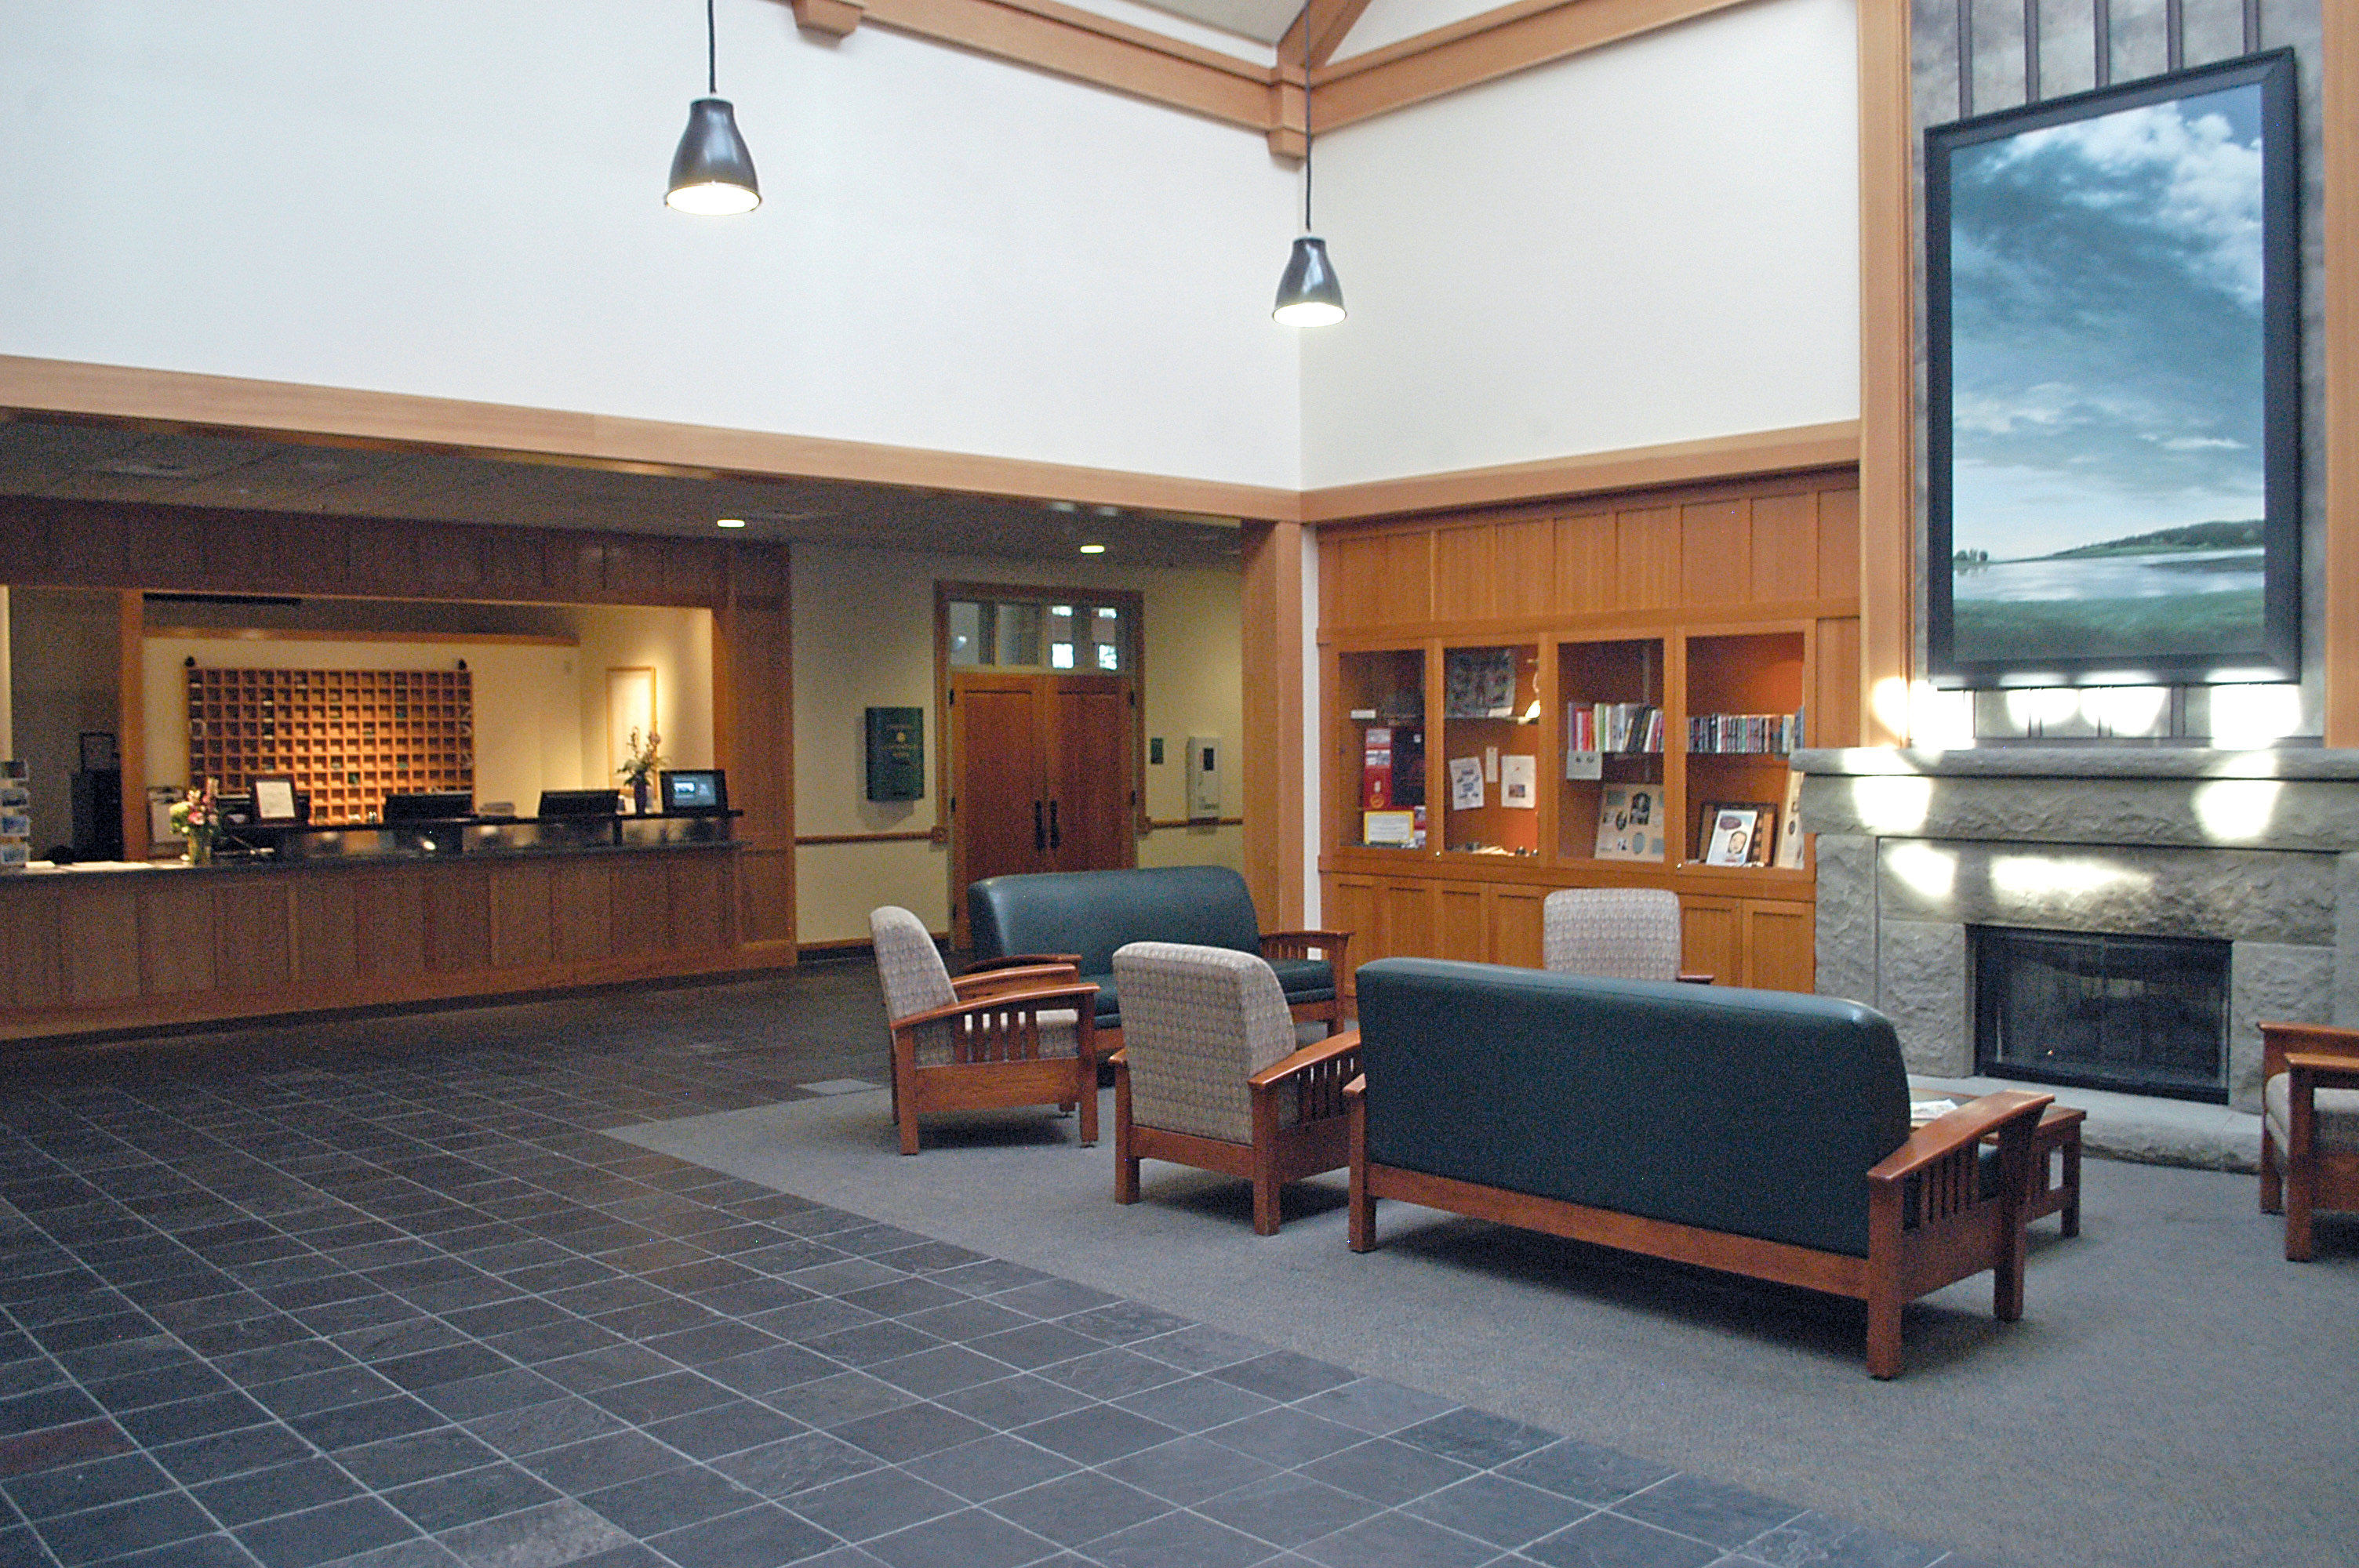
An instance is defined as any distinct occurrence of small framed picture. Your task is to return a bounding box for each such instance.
[1699,801,1779,867]
[250,775,300,822]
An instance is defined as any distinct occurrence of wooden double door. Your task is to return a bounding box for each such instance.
[949,671,1134,938]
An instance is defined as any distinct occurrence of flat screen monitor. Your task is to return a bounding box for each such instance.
[538,789,621,818]
[383,790,474,822]
[660,769,728,815]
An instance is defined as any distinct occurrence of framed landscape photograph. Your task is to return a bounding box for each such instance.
[1925,50,2301,688]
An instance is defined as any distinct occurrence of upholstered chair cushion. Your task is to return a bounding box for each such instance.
[871,905,1079,1066]
[1114,942,1298,1144]
[1543,887,1683,982]
[2264,1072,2359,1155]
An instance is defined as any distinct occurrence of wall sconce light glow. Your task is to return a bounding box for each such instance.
[1870,677,1914,740]
[1883,840,1957,900]
[2210,684,2305,748]
[714,517,747,529]
[2004,687,2082,734]
[1078,543,1106,554]
[2190,779,2283,844]
[1850,775,1934,834]
[2081,685,2168,737]
[1990,855,2150,901]
[1914,688,1976,750]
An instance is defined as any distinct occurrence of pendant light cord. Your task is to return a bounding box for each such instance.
[706,0,718,94]
[1301,24,1315,231]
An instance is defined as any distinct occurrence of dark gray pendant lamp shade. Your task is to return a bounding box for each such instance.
[667,0,760,215]
[1272,30,1343,327]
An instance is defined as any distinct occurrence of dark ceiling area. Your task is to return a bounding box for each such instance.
[0,414,1244,570]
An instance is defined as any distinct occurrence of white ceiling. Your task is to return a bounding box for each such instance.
[0,418,1244,570]
[1140,0,1307,44]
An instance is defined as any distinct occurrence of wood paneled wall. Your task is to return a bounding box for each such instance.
[0,496,796,967]
[1321,468,1861,638]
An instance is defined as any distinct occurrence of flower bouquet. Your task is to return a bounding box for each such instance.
[170,782,220,865]
[617,727,664,813]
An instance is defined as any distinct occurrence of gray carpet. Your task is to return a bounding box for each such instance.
[618,1091,2359,1568]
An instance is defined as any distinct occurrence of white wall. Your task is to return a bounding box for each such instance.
[1299,0,1862,486]
[1334,0,1514,59]
[0,0,1304,488]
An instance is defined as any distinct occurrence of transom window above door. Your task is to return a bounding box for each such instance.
[948,598,1126,673]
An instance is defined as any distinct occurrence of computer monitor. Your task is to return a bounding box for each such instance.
[659,769,728,815]
[537,789,621,818]
[383,791,474,822]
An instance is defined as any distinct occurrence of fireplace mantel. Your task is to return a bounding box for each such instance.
[1792,747,2359,1112]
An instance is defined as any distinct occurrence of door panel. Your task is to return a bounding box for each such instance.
[1049,683,1131,874]
[954,681,1048,892]
[1743,899,1816,993]
[1437,885,1485,961]
[1681,896,1739,989]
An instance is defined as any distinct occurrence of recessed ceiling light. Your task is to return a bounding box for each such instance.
[1045,500,1080,514]
[1093,505,1121,517]
[1078,543,1107,554]
[716,517,747,529]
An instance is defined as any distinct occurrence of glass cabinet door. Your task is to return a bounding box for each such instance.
[1683,630,1805,868]
[1438,644,1541,857]
[1339,649,1427,848]
[1557,638,1667,865]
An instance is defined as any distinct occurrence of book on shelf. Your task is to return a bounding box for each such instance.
[1593,784,1666,861]
[1775,768,1805,869]
[1565,701,1664,755]
[1686,704,1805,755]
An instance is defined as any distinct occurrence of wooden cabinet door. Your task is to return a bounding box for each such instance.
[1680,895,1740,989]
[1742,898,1816,993]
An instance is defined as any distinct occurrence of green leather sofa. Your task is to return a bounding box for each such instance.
[967,866,1348,1038]
[1344,956,2052,1377]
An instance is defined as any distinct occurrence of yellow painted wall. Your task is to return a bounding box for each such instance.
[792,543,1243,945]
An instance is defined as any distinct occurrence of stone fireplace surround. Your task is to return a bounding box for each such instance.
[1794,747,2359,1114]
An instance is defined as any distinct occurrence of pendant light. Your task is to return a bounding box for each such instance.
[667,0,761,215]
[1272,24,1343,327]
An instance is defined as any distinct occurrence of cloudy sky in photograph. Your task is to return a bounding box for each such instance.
[1946,83,2268,560]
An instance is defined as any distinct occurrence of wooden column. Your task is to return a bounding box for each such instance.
[2325,0,2359,745]
[716,543,797,962]
[1855,0,1915,746]
[116,590,147,860]
[1241,518,1306,927]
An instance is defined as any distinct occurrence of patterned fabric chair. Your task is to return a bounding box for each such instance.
[2258,1021,2359,1259]
[1109,942,1361,1235]
[870,906,1100,1156]
[1542,887,1709,983]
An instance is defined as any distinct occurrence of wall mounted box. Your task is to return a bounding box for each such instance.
[866,707,925,801]
[1186,734,1221,820]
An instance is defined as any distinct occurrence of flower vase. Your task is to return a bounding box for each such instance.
[632,776,652,816]
[187,833,213,866]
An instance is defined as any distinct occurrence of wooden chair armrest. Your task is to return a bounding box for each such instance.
[953,963,1080,1001]
[962,953,1085,975]
[1866,1091,2052,1184]
[889,982,1100,1034]
[1103,1047,1127,1068]
[2260,1021,2359,1078]
[1676,971,1714,985]
[1261,930,1352,962]
[2288,1051,2359,1091]
[1247,1029,1363,1091]
[1343,1073,1366,1102]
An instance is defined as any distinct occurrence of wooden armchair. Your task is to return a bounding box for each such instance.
[2257,1022,2359,1259]
[1542,887,1710,984]
[870,906,1098,1156]
[1108,942,1361,1235]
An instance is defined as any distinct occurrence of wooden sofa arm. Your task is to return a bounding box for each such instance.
[954,963,1080,1002]
[1676,971,1714,985]
[2288,1051,2359,1091]
[1248,1029,1363,1091]
[1866,1091,2052,1183]
[890,982,1101,1036]
[964,952,1085,975]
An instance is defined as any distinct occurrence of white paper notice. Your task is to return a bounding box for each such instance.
[1448,757,1485,811]
[1499,754,1536,809]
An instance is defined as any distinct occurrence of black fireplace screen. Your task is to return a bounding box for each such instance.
[1974,927,2230,1104]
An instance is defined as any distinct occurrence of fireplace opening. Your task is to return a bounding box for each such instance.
[1972,927,2230,1103]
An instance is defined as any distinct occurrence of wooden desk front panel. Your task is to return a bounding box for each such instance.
[0,845,752,1044]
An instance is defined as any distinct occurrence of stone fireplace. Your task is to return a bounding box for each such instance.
[1794,749,2359,1113]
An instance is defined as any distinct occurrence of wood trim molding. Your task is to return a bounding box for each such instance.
[0,354,1302,524]
[1143,815,1244,829]
[1299,421,1860,523]
[1853,0,1913,747]
[2325,0,2358,746]
[1241,519,1306,927]
[1280,0,1381,71]
[117,591,148,862]
[796,829,938,845]
[146,627,580,648]
[1310,0,1759,131]
[856,0,1276,130]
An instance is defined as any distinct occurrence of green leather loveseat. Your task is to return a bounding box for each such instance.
[1343,956,2052,1377]
[967,866,1348,1040]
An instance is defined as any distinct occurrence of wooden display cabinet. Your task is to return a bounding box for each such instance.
[1557,637,1667,867]
[1334,648,1427,850]
[1439,644,1541,858]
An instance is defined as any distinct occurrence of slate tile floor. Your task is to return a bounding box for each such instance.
[0,977,1990,1568]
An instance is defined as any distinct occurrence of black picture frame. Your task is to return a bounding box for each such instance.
[1925,49,2300,688]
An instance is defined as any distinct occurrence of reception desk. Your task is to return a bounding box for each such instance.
[0,817,758,1045]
